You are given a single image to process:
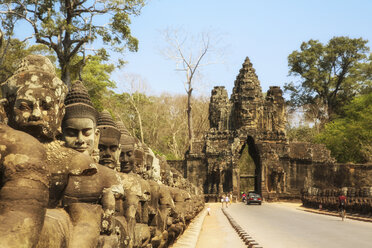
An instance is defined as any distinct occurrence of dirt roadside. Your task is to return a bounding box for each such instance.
[196,203,246,248]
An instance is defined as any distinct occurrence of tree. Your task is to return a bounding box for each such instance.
[100,90,209,160]
[71,54,116,111]
[315,92,372,163]
[124,75,150,144]
[161,28,223,151]
[285,37,370,123]
[0,38,54,83]
[0,0,145,85]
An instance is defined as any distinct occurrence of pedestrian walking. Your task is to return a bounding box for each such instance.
[225,195,229,208]
[221,196,225,208]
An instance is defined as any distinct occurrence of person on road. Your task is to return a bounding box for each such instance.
[242,192,246,203]
[338,193,347,221]
[225,195,229,208]
[221,195,225,208]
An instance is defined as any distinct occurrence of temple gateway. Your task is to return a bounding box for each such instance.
[175,57,372,201]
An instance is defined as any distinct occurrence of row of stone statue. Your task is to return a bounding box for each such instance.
[0,55,204,248]
[302,187,372,216]
[303,186,372,197]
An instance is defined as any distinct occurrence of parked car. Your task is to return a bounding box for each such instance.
[246,192,262,205]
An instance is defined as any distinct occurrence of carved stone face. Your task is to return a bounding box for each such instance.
[12,86,64,139]
[63,117,98,156]
[134,147,145,174]
[159,187,175,210]
[120,145,135,173]
[99,137,120,169]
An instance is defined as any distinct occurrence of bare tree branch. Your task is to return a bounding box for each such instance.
[160,27,225,151]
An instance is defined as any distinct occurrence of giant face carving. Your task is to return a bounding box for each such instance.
[2,55,67,140]
[63,117,99,156]
[12,85,64,139]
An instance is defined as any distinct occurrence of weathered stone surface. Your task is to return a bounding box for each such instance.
[1,55,67,141]
[209,86,230,131]
[302,184,372,215]
[0,124,49,248]
[0,54,205,248]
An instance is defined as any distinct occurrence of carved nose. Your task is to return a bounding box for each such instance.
[103,148,112,157]
[76,132,84,144]
[30,106,41,121]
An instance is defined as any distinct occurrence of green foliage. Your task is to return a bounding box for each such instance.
[315,92,372,163]
[286,125,317,143]
[0,0,146,84]
[285,36,370,122]
[0,38,54,83]
[73,55,116,111]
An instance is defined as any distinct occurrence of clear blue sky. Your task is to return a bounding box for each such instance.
[111,0,372,98]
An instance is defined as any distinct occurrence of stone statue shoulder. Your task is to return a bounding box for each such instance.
[44,140,97,176]
[120,172,142,197]
[0,124,48,186]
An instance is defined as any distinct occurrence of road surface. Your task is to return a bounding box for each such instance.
[225,202,372,248]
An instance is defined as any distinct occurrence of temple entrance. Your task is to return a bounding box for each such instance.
[237,136,261,195]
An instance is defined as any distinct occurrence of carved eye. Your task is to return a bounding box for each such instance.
[41,101,52,110]
[19,102,31,111]
[64,128,78,137]
[110,146,118,152]
[82,128,93,136]
[98,144,106,152]
[127,151,133,157]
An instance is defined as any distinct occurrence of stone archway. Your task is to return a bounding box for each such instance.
[237,136,261,195]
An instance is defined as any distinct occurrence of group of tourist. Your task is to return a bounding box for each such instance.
[0,54,204,248]
[220,192,233,208]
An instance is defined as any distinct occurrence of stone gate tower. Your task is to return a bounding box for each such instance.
[184,57,334,200]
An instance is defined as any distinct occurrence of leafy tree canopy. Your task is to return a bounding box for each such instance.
[69,54,116,111]
[286,125,317,143]
[285,36,371,123]
[0,0,145,85]
[315,92,372,163]
[0,38,54,83]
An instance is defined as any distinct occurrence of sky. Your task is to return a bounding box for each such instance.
[110,0,372,99]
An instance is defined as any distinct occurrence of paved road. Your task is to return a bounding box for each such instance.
[226,202,372,248]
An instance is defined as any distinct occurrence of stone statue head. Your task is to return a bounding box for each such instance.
[158,185,175,230]
[62,80,99,157]
[97,110,121,169]
[0,98,7,124]
[142,144,155,179]
[1,55,67,140]
[116,121,136,173]
[133,138,145,174]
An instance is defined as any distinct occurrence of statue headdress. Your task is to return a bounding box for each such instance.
[63,80,98,124]
[97,110,121,140]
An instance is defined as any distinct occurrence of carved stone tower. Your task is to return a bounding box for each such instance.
[231,57,263,131]
[209,86,231,131]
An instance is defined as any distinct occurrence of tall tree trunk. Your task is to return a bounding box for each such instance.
[187,84,193,152]
[60,61,71,87]
[137,110,144,143]
[129,95,144,143]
